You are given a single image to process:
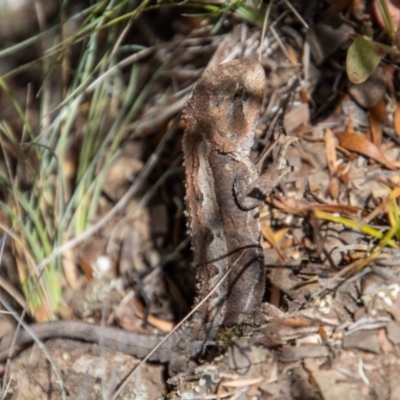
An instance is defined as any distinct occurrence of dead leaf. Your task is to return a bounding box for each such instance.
[78,257,93,281]
[221,377,264,388]
[328,178,340,199]
[325,128,339,199]
[312,369,361,400]
[303,358,320,373]
[336,161,350,184]
[279,345,330,362]
[369,98,386,146]
[337,131,397,170]
[300,89,309,103]
[103,154,143,201]
[389,175,400,185]
[394,101,400,136]
[325,128,337,175]
[270,196,361,217]
[274,228,290,243]
[35,303,50,323]
[116,297,174,333]
[387,295,400,322]
[284,103,310,133]
[369,117,382,146]
[134,300,174,332]
[392,187,400,198]
[318,326,328,342]
[370,98,387,122]
[261,222,287,261]
[378,328,393,353]
[283,318,314,328]
[63,251,80,290]
[316,203,360,216]
[287,45,299,66]
[269,285,281,308]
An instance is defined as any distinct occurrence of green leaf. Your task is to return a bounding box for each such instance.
[346,35,394,84]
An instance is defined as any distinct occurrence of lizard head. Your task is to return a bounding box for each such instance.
[185,57,267,156]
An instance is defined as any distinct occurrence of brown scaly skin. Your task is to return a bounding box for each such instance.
[183,58,297,327]
[0,58,297,364]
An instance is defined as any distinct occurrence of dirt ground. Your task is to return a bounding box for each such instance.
[1,1,400,399]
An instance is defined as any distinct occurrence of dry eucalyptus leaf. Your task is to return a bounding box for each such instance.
[394,101,400,136]
[325,128,337,175]
[369,98,386,145]
[337,131,397,170]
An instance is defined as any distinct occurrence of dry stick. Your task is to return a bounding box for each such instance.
[258,0,273,61]
[256,76,298,167]
[86,33,211,107]
[132,93,190,135]
[110,250,248,400]
[105,0,147,67]
[270,25,295,66]
[1,377,11,400]
[86,47,154,95]
[283,0,309,29]
[86,31,212,101]
[0,276,26,310]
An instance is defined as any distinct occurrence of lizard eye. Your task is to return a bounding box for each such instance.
[233,88,247,102]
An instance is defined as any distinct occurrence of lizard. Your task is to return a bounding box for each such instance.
[0,57,297,365]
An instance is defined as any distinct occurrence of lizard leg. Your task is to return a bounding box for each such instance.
[234,136,299,210]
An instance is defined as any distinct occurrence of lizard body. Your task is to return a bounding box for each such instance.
[0,58,296,364]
